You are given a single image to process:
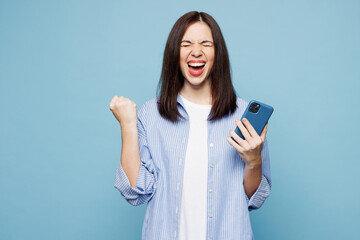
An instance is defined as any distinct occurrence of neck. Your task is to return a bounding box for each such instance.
[179,80,213,105]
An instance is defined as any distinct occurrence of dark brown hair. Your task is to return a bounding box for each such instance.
[156,11,238,123]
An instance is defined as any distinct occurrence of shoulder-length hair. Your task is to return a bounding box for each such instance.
[156,11,238,123]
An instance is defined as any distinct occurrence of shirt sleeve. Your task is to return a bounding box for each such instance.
[114,103,159,206]
[245,138,272,211]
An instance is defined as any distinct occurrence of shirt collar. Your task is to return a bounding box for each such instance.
[176,92,188,120]
[177,92,184,108]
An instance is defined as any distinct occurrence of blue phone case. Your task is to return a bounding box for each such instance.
[231,100,274,143]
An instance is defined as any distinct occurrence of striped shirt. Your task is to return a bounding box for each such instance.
[114,93,272,240]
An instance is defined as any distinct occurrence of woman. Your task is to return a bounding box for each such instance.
[110,11,271,240]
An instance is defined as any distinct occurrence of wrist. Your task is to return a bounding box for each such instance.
[121,123,138,134]
[245,158,262,170]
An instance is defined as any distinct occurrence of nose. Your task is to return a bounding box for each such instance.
[191,44,203,57]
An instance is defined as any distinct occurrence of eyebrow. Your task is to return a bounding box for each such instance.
[181,40,214,44]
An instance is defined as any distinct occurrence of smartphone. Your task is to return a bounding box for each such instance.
[231,100,274,143]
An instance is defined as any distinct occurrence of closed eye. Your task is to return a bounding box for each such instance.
[201,41,214,47]
[181,40,191,47]
[203,43,213,47]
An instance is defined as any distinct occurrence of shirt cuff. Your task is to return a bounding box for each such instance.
[114,162,150,201]
[245,175,271,211]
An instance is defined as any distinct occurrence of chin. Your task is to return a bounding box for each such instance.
[185,75,209,86]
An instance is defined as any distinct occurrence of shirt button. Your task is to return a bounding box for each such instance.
[209,163,214,168]
[208,213,213,218]
[209,189,213,193]
[209,143,214,147]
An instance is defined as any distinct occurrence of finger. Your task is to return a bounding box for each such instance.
[260,124,268,142]
[227,135,245,153]
[236,119,252,143]
[242,118,258,137]
[229,129,248,149]
[109,96,118,109]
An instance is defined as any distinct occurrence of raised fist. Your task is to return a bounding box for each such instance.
[109,96,137,128]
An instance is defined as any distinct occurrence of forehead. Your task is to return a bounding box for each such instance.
[181,22,213,41]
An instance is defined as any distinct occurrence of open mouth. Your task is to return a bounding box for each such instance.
[187,60,206,77]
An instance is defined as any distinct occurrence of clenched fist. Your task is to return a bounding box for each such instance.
[109,96,137,128]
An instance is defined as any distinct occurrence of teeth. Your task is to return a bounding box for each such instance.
[188,62,205,67]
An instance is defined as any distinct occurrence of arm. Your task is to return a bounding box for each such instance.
[114,103,159,206]
[120,123,141,188]
[244,138,271,211]
[227,118,271,211]
[243,159,262,200]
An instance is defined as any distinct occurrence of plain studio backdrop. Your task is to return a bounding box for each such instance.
[0,0,359,239]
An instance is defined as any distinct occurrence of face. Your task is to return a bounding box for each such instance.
[179,21,215,87]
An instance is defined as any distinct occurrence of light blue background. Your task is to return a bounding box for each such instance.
[1,0,359,239]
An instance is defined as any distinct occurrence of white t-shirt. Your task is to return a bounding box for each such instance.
[178,94,212,240]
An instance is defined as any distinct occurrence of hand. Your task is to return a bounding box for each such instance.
[227,118,267,167]
[109,96,137,128]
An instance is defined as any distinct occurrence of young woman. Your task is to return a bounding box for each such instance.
[110,11,271,240]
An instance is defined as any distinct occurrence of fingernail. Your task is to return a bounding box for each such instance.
[235,118,239,122]
[242,118,246,122]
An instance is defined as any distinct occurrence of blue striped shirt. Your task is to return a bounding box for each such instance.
[114,93,271,240]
